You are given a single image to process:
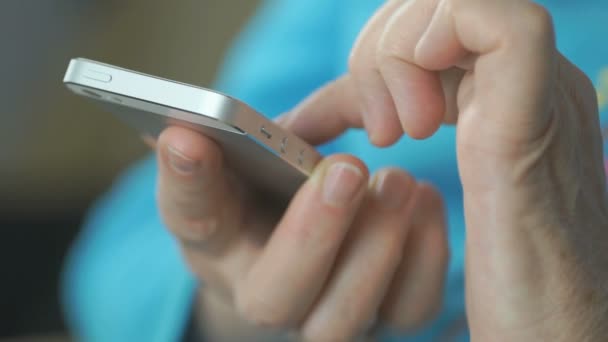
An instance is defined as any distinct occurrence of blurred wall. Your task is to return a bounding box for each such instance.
[0,0,259,337]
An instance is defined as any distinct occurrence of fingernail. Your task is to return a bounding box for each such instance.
[323,162,364,207]
[167,145,198,174]
[373,171,409,210]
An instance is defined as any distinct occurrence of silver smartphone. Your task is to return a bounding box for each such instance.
[63,58,321,200]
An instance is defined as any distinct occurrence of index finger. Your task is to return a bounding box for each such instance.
[277,75,362,146]
[283,0,558,148]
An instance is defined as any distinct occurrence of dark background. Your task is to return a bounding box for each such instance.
[0,1,259,338]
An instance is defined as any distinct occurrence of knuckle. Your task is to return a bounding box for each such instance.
[375,21,414,67]
[376,36,402,66]
[347,49,364,75]
[520,3,554,42]
[234,289,293,329]
[564,61,596,98]
[378,224,408,263]
[348,30,374,76]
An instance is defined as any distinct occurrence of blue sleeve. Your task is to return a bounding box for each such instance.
[61,1,343,341]
[61,156,196,342]
[214,0,342,118]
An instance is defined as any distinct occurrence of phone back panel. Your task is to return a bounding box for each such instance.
[100,99,307,202]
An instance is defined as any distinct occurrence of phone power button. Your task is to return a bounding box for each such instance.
[83,69,112,83]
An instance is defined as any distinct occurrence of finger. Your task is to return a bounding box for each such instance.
[156,126,240,252]
[300,168,417,342]
[381,0,556,145]
[285,0,447,143]
[277,75,363,146]
[348,0,405,146]
[379,183,449,332]
[278,68,466,145]
[235,155,369,328]
[278,0,415,147]
[376,0,447,139]
[440,67,466,125]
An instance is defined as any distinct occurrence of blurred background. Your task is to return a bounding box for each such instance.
[0,0,259,338]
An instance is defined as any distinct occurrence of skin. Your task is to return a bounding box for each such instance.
[154,0,608,341]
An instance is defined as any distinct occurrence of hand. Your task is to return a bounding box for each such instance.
[154,126,449,341]
[280,0,608,340]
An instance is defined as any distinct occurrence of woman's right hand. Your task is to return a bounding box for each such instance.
[154,126,449,341]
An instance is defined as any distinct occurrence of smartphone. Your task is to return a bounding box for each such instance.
[63,58,322,200]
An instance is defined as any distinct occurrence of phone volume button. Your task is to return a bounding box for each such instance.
[83,69,112,83]
[280,137,288,153]
[260,126,272,139]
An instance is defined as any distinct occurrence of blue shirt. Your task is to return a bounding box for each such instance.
[62,1,608,341]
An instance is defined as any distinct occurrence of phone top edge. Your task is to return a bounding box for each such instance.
[64,80,247,136]
[63,57,323,176]
[64,58,251,122]
[67,57,237,98]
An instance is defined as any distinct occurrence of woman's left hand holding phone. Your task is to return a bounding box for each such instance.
[150,125,449,341]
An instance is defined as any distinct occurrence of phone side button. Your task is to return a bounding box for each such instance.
[83,70,112,83]
[260,126,272,139]
[280,137,288,153]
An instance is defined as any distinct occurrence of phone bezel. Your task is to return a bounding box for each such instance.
[63,58,321,176]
